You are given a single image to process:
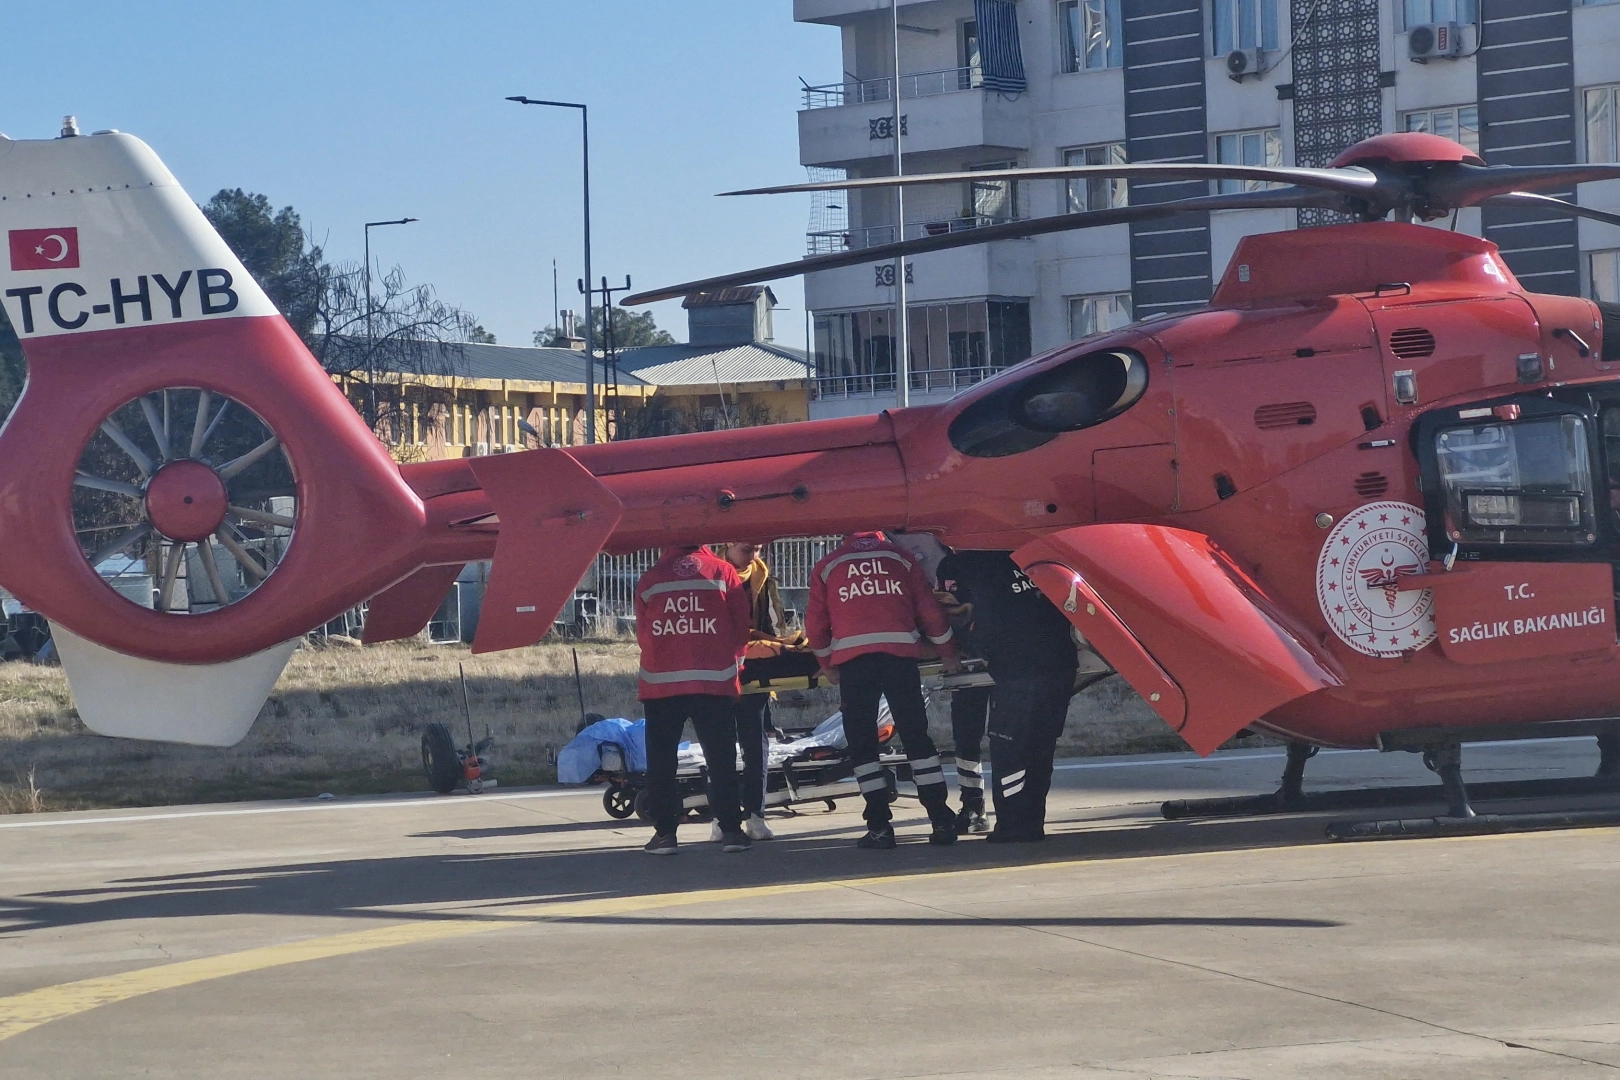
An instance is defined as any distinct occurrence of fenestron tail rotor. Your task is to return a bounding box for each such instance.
[73,388,298,617]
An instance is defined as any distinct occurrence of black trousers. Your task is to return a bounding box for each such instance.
[986,670,1076,837]
[643,694,742,836]
[733,692,772,818]
[950,685,991,810]
[838,652,952,828]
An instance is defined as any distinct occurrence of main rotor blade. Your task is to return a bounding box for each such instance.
[623,186,1340,306]
[724,163,1382,200]
[1485,191,1620,229]
[1429,162,1620,208]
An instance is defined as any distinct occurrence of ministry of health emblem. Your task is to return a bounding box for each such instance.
[1315,500,1436,658]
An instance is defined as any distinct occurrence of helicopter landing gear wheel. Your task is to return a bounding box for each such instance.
[72,389,298,615]
[421,722,461,795]
[603,786,636,819]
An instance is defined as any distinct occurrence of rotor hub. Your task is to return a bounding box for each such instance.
[145,459,228,542]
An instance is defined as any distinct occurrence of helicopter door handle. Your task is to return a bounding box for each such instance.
[1553,328,1591,357]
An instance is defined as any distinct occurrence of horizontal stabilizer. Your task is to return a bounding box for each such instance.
[54,625,297,746]
[362,564,466,645]
[468,449,622,654]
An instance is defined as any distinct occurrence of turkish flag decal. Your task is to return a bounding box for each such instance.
[8,228,80,271]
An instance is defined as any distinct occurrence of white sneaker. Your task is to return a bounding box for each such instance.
[709,820,724,843]
[744,814,774,841]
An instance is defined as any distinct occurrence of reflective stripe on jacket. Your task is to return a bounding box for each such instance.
[634,547,752,700]
[806,532,957,669]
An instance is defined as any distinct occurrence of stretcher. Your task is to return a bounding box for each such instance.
[571,652,1076,823]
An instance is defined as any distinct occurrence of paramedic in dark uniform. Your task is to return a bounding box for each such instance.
[891,532,989,835]
[807,531,962,849]
[634,545,754,855]
[937,550,1078,843]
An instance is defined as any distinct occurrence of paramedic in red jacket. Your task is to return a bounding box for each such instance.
[635,545,754,855]
[807,531,963,849]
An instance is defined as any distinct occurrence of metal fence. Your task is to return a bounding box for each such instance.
[812,366,999,400]
[589,537,842,624]
[807,213,1023,255]
[802,66,982,109]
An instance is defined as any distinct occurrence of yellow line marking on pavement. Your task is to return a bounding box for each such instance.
[2,827,1613,1044]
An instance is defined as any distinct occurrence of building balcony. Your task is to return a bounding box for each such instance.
[794,0,935,24]
[812,365,999,400]
[798,73,1028,167]
[807,212,1022,255]
[804,237,1035,310]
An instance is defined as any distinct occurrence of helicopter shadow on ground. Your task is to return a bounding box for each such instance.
[0,808,1363,939]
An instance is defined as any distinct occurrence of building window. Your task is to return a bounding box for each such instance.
[1586,85,1620,163]
[1064,143,1128,213]
[960,20,982,89]
[1214,128,1282,193]
[968,161,1020,222]
[1593,250,1620,303]
[1069,293,1133,340]
[1214,0,1279,54]
[1403,106,1480,153]
[1402,0,1479,27]
[815,301,1032,384]
[1059,0,1122,73]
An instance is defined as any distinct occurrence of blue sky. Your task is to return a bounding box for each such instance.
[0,2,840,347]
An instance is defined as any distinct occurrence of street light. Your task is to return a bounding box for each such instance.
[507,94,597,444]
[363,217,417,426]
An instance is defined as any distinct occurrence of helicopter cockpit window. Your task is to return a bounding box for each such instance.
[948,349,1148,458]
[1434,415,1595,547]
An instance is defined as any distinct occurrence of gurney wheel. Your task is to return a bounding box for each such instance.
[603,787,636,819]
[633,789,652,823]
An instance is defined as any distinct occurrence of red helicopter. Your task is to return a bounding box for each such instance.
[8,128,1620,833]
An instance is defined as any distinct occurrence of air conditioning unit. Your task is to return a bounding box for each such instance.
[1408,22,1462,62]
[1226,47,1264,81]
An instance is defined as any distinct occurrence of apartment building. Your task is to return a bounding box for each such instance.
[793,0,1620,419]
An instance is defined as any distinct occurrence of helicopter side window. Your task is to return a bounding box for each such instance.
[948,349,1148,458]
[1434,415,1595,547]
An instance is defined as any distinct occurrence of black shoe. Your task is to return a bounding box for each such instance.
[643,832,678,855]
[720,830,752,853]
[985,828,1044,845]
[855,824,896,849]
[929,822,958,846]
[955,806,988,835]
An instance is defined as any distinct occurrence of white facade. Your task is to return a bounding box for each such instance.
[794,0,1620,419]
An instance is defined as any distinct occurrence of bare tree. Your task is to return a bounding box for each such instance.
[304,260,482,439]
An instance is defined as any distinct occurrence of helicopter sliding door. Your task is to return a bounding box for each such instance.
[1413,398,1617,663]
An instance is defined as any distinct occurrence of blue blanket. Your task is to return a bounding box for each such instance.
[556,718,647,784]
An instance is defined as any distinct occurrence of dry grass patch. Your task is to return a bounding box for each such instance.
[0,637,1244,813]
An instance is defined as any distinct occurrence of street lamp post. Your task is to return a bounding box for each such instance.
[891,0,909,408]
[363,217,417,427]
[507,95,597,444]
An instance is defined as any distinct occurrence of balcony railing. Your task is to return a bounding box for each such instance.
[806,213,1023,255]
[802,66,982,109]
[812,365,1000,400]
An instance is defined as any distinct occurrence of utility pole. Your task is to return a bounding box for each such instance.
[579,275,633,442]
[891,0,910,408]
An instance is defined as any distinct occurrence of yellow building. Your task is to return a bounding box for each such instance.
[343,287,813,460]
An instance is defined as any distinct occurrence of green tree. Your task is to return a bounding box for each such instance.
[534,306,675,350]
[468,324,497,344]
[201,189,328,338]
